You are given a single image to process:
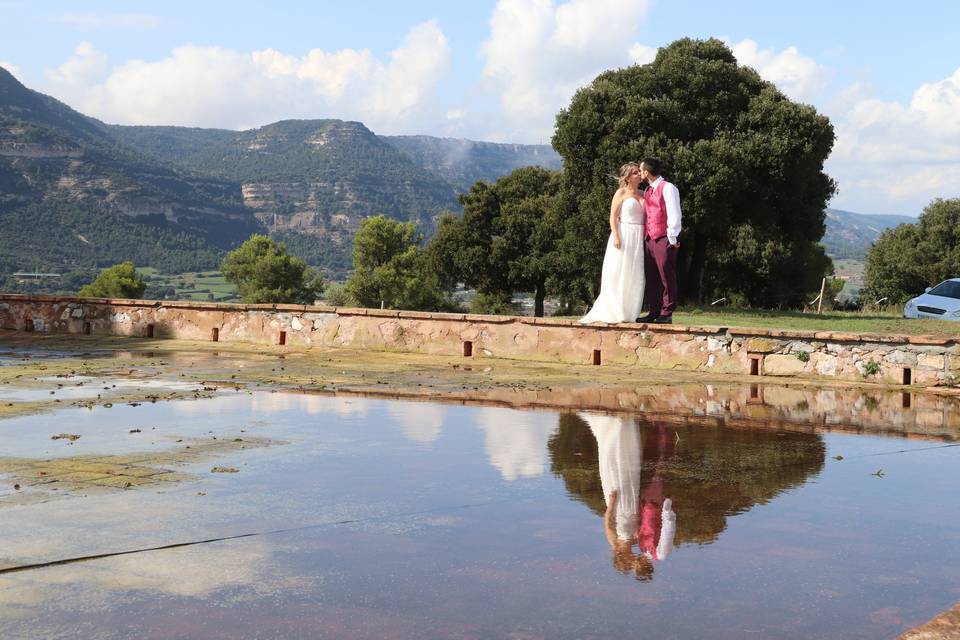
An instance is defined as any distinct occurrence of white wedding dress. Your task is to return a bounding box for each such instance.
[580,412,642,541]
[579,196,646,324]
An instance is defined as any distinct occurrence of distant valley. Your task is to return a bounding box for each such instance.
[823,208,913,260]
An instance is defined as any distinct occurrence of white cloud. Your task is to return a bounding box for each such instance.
[54,12,162,29]
[43,21,450,133]
[480,0,653,141]
[827,67,960,213]
[628,43,658,65]
[0,60,21,79]
[730,38,829,103]
[45,41,108,88]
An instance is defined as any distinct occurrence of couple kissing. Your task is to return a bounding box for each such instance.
[579,157,681,325]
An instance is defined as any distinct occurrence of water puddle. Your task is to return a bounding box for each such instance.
[0,375,204,402]
[0,389,957,639]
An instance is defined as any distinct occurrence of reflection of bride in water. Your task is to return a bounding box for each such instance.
[580,412,676,580]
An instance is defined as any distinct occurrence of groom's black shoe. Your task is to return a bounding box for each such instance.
[653,315,673,324]
[636,313,658,323]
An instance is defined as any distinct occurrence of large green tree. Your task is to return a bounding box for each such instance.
[426,167,562,316]
[345,215,453,311]
[78,262,146,299]
[552,38,837,308]
[862,198,960,304]
[220,234,323,304]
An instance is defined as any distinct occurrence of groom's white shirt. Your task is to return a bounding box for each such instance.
[648,176,682,245]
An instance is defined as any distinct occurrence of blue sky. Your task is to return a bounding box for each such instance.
[2,0,959,215]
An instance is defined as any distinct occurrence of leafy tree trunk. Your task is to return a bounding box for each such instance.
[534,279,546,317]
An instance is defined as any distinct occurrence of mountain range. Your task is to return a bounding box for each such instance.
[0,66,913,280]
[0,67,561,275]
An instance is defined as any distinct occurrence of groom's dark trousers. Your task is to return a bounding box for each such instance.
[644,236,678,318]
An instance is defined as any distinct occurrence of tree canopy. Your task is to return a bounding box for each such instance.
[345,215,453,311]
[78,261,146,299]
[425,167,562,316]
[862,198,960,304]
[220,234,323,304]
[552,38,837,308]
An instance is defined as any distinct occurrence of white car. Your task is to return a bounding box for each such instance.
[903,278,960,320]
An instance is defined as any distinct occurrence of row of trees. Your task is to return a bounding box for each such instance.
[75,39,843,313]
[329,38,840,315]
[861,198,960,304]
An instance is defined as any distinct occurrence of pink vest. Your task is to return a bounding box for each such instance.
[644,180,668,240]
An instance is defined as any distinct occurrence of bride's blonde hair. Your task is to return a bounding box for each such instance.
[617,162,641,189]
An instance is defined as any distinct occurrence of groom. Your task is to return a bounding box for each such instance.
[638,157,682,324]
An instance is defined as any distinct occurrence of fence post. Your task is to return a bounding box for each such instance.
[817,277,827,314]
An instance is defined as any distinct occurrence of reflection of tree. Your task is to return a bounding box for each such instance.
[549,413,826,547]
[548,413,605,516]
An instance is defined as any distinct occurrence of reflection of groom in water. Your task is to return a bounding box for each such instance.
[637,423,677,564]
[580,413,676,581]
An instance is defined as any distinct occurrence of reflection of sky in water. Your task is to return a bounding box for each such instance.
[386,401,445,446]
[0,392,957,639]
[474,407,558,481]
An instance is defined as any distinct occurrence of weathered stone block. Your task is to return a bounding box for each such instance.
[787,341,815,354]
[763,354,807,376]
[635,346,662,368]
[948,354,960,372]
[918,353,945,370]
[884,350,917,366]
[746,337,781,353]
[707,336,730,352]
[813,353,839,376]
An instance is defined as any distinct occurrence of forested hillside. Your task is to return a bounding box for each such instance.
[109,120,462,232]
[0,67,262,273]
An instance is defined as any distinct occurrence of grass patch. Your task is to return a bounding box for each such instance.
[142,269,240,302]
[675,307,960,336]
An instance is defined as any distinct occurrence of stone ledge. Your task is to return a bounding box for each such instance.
[906,335,954,346]
[463,313,515,324]
[365,309,401,319]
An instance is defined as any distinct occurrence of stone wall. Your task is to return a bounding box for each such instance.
[1,293,958,387]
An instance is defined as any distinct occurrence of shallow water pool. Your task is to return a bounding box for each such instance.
[0,391,957,639]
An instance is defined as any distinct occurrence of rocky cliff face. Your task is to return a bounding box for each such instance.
[110,119,461,238]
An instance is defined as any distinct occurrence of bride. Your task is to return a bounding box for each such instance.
[579,163,646,324]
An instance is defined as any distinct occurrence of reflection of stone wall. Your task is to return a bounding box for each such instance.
[429,382,960,441]
[2,294,960,387]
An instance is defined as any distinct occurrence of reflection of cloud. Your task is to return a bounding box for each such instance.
[249,392,368,417]
[0,540,314,627]
[474,408,558,481]
[171,392,368,418]
[387,402,445,446]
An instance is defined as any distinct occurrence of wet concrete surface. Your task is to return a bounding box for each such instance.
[0,335,958,639]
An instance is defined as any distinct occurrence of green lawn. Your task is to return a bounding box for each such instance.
[140,269,240,302]
[673,307,960,336]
